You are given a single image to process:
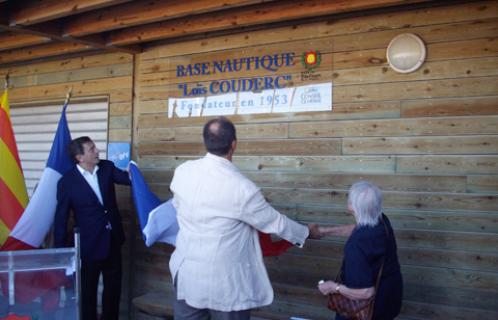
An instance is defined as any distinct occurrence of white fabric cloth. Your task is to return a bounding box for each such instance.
[143,199,178,247]
[10,168,62,247]
[169,153,309,312]
[77,164,103,205]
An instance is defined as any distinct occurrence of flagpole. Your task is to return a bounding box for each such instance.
[74,227,81,320]
[4,73,9,89]
[65,87,73,105]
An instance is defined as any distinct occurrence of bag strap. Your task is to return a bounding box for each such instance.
[367,215,389,320]
[374,216,389,290]
[373,260,384,291]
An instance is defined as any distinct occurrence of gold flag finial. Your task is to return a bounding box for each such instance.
[4,73,9,89]
[64,87,73,104]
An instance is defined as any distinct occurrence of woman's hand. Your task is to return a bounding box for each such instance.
[318,224,355,237]
[318,280,338,295]
[318,280,375,299]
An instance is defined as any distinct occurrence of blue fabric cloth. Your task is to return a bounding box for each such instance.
[336,214,403,320]
[129,162,161,231]
[46,103,72,174]
[129,161,179,246]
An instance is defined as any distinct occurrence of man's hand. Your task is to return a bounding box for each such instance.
[126,161,135,182]
[307,223,322,239]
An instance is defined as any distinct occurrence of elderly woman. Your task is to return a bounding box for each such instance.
[318,181,403,320]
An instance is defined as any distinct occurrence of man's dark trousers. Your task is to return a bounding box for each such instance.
[81,235,121,320]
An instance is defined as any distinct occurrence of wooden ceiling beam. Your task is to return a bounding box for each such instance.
[2,21,64,39]
[0,21,141,55]
[9,0,133,26]
[108,0,433,46]
[0,32,50,51]
[0,0,439,65]
[70,35,142,55]
[0,42,95,64]
[64,0,275,37]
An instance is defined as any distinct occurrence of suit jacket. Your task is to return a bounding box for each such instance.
[54,160,130,261]
[169,153,309,311]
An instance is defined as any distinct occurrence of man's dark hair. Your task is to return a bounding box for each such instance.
[203,117,237,156]
[68,136,92,163]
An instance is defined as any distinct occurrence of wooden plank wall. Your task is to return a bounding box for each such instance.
[133,1,498,319]
[0,52,135,319]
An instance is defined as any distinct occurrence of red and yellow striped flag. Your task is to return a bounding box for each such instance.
[0,89,28,246]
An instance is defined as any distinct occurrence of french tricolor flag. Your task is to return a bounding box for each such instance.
[1,103,73,250]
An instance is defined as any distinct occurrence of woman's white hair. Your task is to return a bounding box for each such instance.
[348,181,382,227]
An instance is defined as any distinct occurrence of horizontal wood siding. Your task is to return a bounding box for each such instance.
[133,1,498,319]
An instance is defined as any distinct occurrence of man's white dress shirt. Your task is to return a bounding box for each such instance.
[77,164,111,230]
[77,164,103,205]
[169,153,309,312]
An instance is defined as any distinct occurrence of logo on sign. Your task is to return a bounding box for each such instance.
[301,51,321,71]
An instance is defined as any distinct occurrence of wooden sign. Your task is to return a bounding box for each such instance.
[166,40,333,118]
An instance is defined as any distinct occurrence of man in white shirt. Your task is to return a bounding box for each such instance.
[170,117,321,320]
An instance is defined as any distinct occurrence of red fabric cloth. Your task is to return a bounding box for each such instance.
[0,239,65,310]
[258,232,293,256]
[0,270,66,308]
[1,315,31,320]
[0,237,33,251]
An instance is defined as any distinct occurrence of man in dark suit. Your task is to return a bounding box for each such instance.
[54,136,130,320]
